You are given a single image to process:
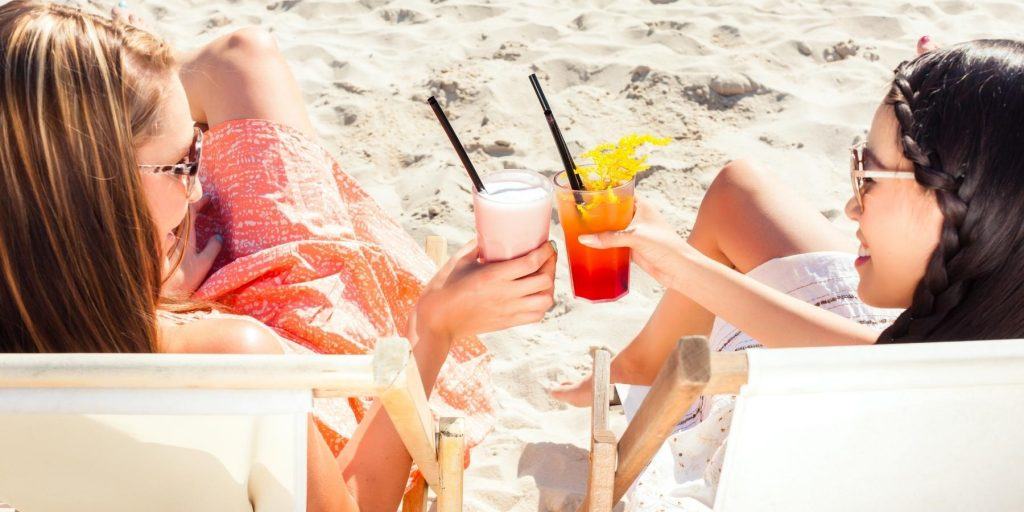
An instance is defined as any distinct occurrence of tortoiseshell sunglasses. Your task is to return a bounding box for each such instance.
[138,126,202,195]
[850,141,915,209]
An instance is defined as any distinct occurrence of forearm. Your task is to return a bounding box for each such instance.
[335,310,451,511]
[669,245,878,347]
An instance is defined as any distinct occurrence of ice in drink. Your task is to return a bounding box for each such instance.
[553,173,635,302]
[473,170,552,262]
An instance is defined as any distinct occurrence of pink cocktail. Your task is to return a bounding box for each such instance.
[473,170,552,262]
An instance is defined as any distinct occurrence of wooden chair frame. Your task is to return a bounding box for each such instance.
[582,336,748,511]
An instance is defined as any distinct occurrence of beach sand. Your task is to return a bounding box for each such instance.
[115,0,1021,509]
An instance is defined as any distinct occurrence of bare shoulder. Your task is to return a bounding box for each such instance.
[160,314,284,355]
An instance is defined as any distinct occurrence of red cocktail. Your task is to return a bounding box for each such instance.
[553,172,635,302]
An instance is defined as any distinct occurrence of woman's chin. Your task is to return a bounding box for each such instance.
[857,278,908,310]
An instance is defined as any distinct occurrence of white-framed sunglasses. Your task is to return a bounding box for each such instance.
[850,142,916,209]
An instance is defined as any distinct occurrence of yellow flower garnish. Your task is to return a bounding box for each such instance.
[572,133,669,215]
[577,133,670,191]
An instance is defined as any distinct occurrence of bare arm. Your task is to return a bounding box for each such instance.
[334,317,452,510]
[581,201,878,349]
[336,241,558,511]
[665,246,877,347]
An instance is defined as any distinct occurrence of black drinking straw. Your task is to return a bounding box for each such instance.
[529,74,586,197]
[427,96,486,193]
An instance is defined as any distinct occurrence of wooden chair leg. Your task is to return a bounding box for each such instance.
[436,417,465,512]
[581,348,615,512]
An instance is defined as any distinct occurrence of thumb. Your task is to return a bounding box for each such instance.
[195,235,223,270]
[578,229,634,249]
[917,35,939,55]
[453,238,479,263]
[192,194,212,213]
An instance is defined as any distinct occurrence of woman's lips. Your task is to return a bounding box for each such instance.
[855,244,871,266]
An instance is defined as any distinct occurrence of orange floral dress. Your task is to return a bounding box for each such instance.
[192,119,494,459]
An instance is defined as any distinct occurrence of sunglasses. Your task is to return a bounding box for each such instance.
[138,126,203,196]
[849,141,915,210]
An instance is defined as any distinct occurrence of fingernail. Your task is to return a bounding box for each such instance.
[214,235,224,243]
[578,234,598,246]
[118,0,128,8]
[548,240,558,254]
[919,35,931,44]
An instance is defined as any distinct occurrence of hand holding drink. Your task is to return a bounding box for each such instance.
[553,134,669,302]
[577,199,696,293]
[425,95,556,331]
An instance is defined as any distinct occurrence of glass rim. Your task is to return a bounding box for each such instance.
[552,171,635,194]
[473,168,552,200]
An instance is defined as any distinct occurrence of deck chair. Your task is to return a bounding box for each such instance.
[0,338,464,511]
[0,236,464,512]
[584,336,1024,511]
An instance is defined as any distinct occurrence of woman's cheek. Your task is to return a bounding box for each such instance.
[139,173,189,236]
[887,190,945,308]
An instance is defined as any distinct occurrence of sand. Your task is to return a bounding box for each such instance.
[112,0,1021,509]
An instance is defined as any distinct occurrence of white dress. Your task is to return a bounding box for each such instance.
[624,252,903,512]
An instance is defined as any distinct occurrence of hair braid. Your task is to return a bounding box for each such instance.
[878,61,975,343]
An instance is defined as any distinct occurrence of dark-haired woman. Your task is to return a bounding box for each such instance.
[553,40,1024,506]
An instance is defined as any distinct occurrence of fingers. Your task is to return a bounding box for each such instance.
[186,235,223,288]
[490,240,555,280]
[111,4,142,27]
[500,281,556,328]
[917,35,939,55]
[192,194,212,213]
[578,230,633,249]
[427,238,478,288]
[452,238,479,262]
[511,256,556,296]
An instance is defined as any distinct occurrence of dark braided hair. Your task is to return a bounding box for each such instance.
[878,40,1024,343]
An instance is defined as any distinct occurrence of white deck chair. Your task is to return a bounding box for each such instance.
[0,236,465,512]
[585,336,1024,511]
[0,338,464,511]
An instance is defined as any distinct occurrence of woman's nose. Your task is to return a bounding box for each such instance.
[844,194,861,221]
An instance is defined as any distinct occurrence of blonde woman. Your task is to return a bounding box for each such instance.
[0,2,556,510]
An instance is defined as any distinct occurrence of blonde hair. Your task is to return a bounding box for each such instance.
[0,1,176,352]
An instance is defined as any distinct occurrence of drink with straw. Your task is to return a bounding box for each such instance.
[474,170,552,262]
[553,173,635,301]
[527,73,668,302]
[427,96,553,263]
[554,133,669,301]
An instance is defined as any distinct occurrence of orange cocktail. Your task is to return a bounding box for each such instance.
[553,172,635,302]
